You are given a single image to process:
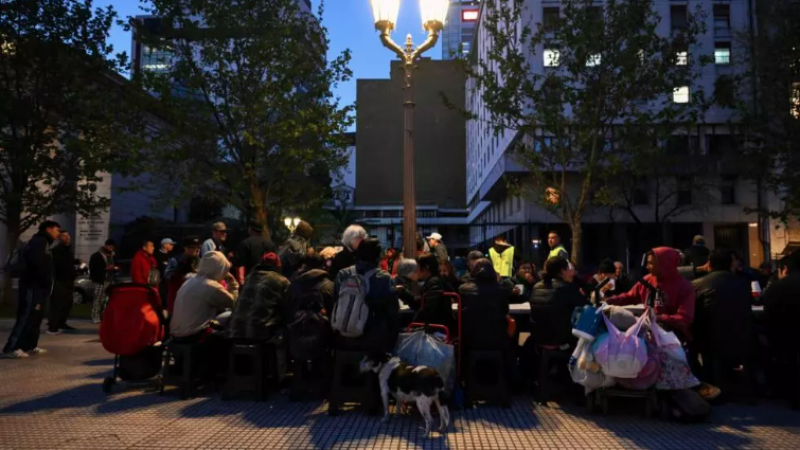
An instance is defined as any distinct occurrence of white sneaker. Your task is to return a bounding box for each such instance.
[92,319,101,325]
[1,349,30,359]
[46,329,62,336]
[27,347,47,355]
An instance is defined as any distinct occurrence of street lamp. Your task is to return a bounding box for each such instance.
[370,0,448,259]
[284,217,301,234]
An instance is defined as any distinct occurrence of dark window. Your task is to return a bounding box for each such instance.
[720,175,737,205]
[714,75,736,107]
[543,7,560,30]
[671,5,688,32]
[708,134,736,155]
[713,5,730,31]
[677,176,693,205]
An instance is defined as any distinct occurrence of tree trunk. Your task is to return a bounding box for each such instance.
[249,181,271,241]
[570,220,583,268]
[2,216,21,306]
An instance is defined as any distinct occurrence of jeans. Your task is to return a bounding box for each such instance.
[3,287,49,353]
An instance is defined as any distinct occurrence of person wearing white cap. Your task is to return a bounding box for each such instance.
[155,238,176,302]
[426,232,449,263]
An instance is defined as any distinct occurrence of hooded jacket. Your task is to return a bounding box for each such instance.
[228,264,291,342]
[131,249,157,285]
[171,251,239,337]
[606,247,696,339]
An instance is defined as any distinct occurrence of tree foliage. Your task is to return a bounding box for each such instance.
[466,0,706,265]
[132,0,353,239]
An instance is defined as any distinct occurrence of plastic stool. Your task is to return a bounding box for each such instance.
[328,350,378,416]
[224,343,267,401]
[466,350,510,407]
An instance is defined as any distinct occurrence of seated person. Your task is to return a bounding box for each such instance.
[439,259,461,291]
[459,250,485,284]
[459,259,510,351]
[411,253,456,332]
[228,252,291,343]
[587,259,626,300]
[289,254,335,314]
[171,251,239,341]
[394,258,419,308]
[505,262,537,304]
[333,238,399,352]
[606,247,695,341]
[529,256,587,348]
[762,252,800,387]
[164,236,201,315]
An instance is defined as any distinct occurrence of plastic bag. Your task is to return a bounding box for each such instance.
[569,338,615,393]
[394,330,456,392]
[655,346,700,390]
[617,342,661,390]
[650,318,686,363]
[594,312,648,379]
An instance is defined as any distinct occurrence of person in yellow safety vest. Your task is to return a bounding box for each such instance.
[489,236,516,278]
[547,231,570,261]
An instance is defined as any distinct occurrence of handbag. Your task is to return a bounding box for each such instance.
[146,268,161,287]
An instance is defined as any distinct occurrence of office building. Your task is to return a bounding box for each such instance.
[442,1,481,59]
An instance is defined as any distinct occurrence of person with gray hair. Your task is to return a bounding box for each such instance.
[394,258,419,307]
[329,225,367,279]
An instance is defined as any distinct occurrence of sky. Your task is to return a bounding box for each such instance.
[105,0,444,109]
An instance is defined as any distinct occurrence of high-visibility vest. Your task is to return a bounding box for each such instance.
[489,246,515,277]
[548,245,569,260]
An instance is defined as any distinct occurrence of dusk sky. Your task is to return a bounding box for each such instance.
[105,0,444,110]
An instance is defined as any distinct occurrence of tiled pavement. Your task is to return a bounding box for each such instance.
[1,320,799,450]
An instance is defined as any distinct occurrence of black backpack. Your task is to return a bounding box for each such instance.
[288,280,331,361]
[5,244,28,279]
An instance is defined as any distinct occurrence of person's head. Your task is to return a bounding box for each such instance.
[212,222,229,242]
[197,251,231,281]
[183,236,201,256]
[544,256,574,283]
[342,225,367,252]
[708,249,735,272]
[439,260,455,278]
[614,261,624,278]
[597,259,617,280]
[39,220,61,240]
[427,232,443,249]
[467,250,484,270]
[355,238,382,264]
[417,253,440,282]
[646,247,682,280]
[160,238,175,253]
[248,223,263,237]
[103,239,116,253]
[759,262,772,275]
[385,247,398,259]
[257,252,282,272]
[777,251,800,280]
[59,231,71,247]
[693,235,706,247]
[547,231,561,249]
[142,240,155,255]
[471,258,497,283]
[397,258,419,281]
[517,262,536,284]
[295,221,314,240]
[493,235,508,248]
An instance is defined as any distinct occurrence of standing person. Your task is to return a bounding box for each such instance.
[131,240,158,286]
[489,236,516,278]
[47,232,77,335]
[683,235,710,267]
[2,221,60,359]
[762,251,800,401]
[547,231,570,261]
[201,222,229,257]
[427,232,449,263]
[279,220,313,277]
[165,236,202,315]
[89,239,117,324]
[234,224,278,284]
[380,247,399,276]
[154,238,175,303]
[328,224,366,279]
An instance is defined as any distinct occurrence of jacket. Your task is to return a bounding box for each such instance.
[288,268,335,317]
[412,276,456,331]
[171,252,239,337]
[489,245,515,278]
[530,278,588,346]
[762,274,800,358]
[165,254,199,314]
[606,247,696,340]
[328,248,356,280]
[89,249,114,284]
[20,232,55,292]
[228,266,291,342]
[692,270,753,360]
[200,238,224,257]
[683,245,710,267]
[131,249,157,285]
[52,243,76,284]
[380,258,399,276]
[393,275,417,307]
[548,245,569,261]
[279,234,309,277]
[235,235,278,276]
[334,262,399,351]
[459,265,510,350]
[432,242,449,262]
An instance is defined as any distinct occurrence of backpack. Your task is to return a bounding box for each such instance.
[288,280,331,360]
[331,268,378,338]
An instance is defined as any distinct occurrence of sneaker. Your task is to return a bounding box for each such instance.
[696,382,722,400]
[1,349,30,359]
[92,319,101,325]
[27,347,47,355]
[59,324,77,331]
[46,329,62,336]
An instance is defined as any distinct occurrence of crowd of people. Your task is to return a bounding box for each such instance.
[2,221,798,408]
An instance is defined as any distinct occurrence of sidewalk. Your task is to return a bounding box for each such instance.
[0,320,799,450]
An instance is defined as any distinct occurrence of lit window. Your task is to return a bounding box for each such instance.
[715,43,731,64]
[792,82,800,118]
[586,54,601,67]
[462,10,479,22]
[544,49,560,67]
[676,51,688,66]
[673,86,690,103]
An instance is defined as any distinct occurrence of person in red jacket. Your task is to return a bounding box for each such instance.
[131,240,157,286]
[605,247,696,341]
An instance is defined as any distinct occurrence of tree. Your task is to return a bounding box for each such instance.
[0,0,140,300]
[133,0,353,240]
[465,0,705,265]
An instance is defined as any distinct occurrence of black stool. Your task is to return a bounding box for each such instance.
[466,350,510,407]
[290,356,330,401]
[534,346,572,405]
[328,350,378,416]
[224,343,267,401]
[592,387,658,417]
[161,341,198,399]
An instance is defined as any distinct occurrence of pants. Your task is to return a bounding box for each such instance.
[92,282,110,322]
[3,287,48,353]
[48,281,73,330]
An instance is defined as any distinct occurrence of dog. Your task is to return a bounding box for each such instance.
[360,352,450,437]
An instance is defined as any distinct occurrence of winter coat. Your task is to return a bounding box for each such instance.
[89,250,114,284]
[606,247,696,340]
[530,277,587,346]
[171,252,239,337]
[380,258,399,276]
[334,262,399,352]
[20,232,55,293]
[459,263,510,350]
[280,234,309,277]
[165,254,199,315]
[762,274,800,359]
[52,243,76,284]
[692,270,754,360]
[288,268,335,318]
[412,276,456,332]
[228,266,291,342]
[131,250,157,285]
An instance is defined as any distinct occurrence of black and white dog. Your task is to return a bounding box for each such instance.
[360,353,450,436]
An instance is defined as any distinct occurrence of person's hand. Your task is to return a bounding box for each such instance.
[601,283,614,293]
[512,287,521,296]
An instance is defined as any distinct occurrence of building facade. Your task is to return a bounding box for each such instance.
[442,0,482,59]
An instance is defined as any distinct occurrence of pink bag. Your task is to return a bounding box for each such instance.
[594,309,649,379]
[618,342,661,390]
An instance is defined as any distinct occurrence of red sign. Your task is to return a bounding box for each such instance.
[462,10,479,22]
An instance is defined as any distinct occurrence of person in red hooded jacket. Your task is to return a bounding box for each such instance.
[605,247,696,341]
[131,240,158,286]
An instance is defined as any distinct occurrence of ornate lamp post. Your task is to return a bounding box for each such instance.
[370,0,448,258]
[284,217,301,234]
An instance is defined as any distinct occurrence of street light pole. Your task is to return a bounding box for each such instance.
[372,1,446,258]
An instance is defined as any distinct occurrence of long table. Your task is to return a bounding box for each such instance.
[398,300,765,316]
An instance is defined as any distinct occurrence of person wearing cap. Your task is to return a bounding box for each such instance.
[234,223,278,284]
[427,232,449,263]
[165,236,202,315]
[155,238,175,302]
[684,235,710,267]
[201,222,229,257]
[490,235,516,278]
